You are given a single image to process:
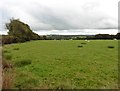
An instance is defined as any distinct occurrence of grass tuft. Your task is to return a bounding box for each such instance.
[78,45,83,47]
[3,50,11,53]
[2,59,13,69]
[2,72,12,89]
[15,59,32,67]
[4,54,12,60]
[108,46,114,48]
[81,43,87,44]
[13,48,19,50]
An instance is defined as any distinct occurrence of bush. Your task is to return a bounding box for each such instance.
[15,59,32,67]
[2,35,18,44]
[2,19,41,45]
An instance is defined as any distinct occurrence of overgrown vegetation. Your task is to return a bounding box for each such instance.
[2,50,14,89]
[2,18,41,44]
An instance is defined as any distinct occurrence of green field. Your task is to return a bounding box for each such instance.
[3,40,118,89]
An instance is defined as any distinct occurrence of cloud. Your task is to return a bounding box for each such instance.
[0,0,118,35]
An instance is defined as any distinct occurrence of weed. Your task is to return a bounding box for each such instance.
[15,59,32,67]
[2,73,12,89]
[3,50,10,53]
[13,48,19,50]
[4,54,12,60]
[2,59,13,69]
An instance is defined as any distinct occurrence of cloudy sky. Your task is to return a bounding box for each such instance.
[0,0,119,35]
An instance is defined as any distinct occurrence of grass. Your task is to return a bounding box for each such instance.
[3,40,118,89]
[3,54,12,60]
[13,47,19,50]
[81,42,87,44]
[15,59,32,67]
[3,50,11,53]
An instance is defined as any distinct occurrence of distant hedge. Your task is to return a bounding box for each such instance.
[2,35,26,44]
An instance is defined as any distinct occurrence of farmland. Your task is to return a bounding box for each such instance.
[2,40,118,89]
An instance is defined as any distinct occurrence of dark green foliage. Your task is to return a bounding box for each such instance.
[116,33,120,39]
[2,35,18,44]
[43,34,119,40]
[15,59,32,67]
[94,34,115,39]
[7,19,32,38]
[108,46,114,48]
[3,18,41,44]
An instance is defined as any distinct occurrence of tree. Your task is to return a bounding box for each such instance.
[5,18,40,42]
[116,33,120,39]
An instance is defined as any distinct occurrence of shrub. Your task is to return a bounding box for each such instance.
[108,46,114,48]
[15,59,32,67]
[2,35,18,44]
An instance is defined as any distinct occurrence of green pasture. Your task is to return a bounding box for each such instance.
[3,40,118,89]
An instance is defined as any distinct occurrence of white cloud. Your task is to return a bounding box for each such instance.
[0,0,119,35]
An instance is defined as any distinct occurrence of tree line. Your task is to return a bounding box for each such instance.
[1,19,120,44]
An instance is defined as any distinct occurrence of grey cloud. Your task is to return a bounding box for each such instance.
[0,0,118,35]
[27,4,117,31]
[26,5,76,30]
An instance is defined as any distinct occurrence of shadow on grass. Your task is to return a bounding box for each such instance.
[107,46,114,48]
[78,45,83,48]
